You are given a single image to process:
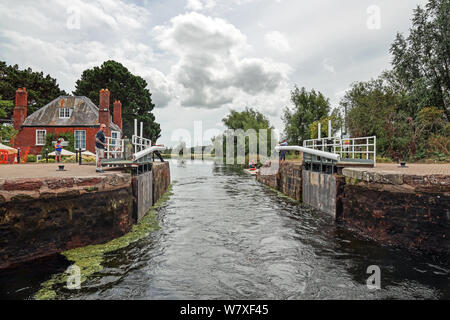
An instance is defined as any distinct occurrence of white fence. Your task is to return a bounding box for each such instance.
[104,119,166,162]
[303,136,377,165]
[105,137,125,159]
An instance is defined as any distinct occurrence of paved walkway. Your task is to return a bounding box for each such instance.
[370,163,450,176]
[0,163,113,179]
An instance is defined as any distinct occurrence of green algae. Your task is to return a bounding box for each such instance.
[35,184,174,300]
[264,184,300,204]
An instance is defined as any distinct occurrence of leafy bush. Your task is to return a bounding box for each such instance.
[376,156,393,163]
[27,154,37,162]
[37,158,55,163]
[63,155,96,163]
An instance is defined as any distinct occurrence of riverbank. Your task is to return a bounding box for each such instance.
[0,162,170,270]
[256,161,449,256]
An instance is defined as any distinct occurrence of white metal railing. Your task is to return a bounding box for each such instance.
[275,145,340,161]
[103,119,167,163]
[132,134,152,154]
[303,136,376,165]
[105,137,125,159]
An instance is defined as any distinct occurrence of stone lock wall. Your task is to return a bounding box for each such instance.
[256,161,449,255]
[340,168,450,255]
[256,161,302,201]
[0,174,134,269]
[132,171,153,221]
[152,162,171,205]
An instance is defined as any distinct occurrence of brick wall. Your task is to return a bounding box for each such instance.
[14,126,100,155]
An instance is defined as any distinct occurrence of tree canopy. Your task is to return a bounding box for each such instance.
[390,0,450,119]
[282,86,330,145]
[73,60,161,141]
[0,61,67,118]
[340,0,449,161]
[218,107,275,161]
[222,107,272,131]
[0,95,16,143]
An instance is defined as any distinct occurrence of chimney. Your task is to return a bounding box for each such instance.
[98,88,111,135]
[13,88,28,130]
[113,100,122,131]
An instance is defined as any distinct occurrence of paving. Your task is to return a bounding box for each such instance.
[0,162,168,179]
[363,163,449,176]
[0,163,116,179]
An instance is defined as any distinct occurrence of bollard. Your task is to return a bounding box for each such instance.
[45,148,49,163]
[75,149,78,163]
[78,148,82,165]
[17,148,21,164]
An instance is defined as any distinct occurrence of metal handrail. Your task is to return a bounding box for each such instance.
[275,145,340,161]
[303,136,376,165]
[105,137,125,159]
[133,146,167,162]
[132,135,152,154]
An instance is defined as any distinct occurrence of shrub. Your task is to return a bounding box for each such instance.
[27,154,37,162]
[38,158,55,163]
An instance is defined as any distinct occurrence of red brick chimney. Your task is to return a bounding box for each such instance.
[98,88,111,135]
[113,100,122,131]
[13,88,28,130]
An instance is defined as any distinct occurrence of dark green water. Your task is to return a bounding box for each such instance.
[0,160,449,299]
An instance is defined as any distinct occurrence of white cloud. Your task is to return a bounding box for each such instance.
[265,31,291,52]
[155,12,290,110]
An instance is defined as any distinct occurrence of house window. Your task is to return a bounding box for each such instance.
[74,130,86,150]
[36,130,46,146]
[111,131,121,147]
[59,108,72,118]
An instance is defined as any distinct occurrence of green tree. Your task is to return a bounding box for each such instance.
[308,113,343,139]
[0,95,16,143]
[219,107,275,162]
[222,107,272,131]
[390,0,450,119]
[0,61,67,117]
[73,60,161,141]
[340,76,410,159]
[282,86,330,145]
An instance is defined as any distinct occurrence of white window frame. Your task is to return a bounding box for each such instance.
[59,108,71,119]
[74,130,86,151]
[36,129,46,146]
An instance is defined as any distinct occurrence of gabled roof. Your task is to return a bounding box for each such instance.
[22,96,121,132]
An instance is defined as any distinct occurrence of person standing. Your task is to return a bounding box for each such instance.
[54,139,62,163]
[95,124,107,173]
[279,139,288,162]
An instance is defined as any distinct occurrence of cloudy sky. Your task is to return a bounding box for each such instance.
[0,0,427,146]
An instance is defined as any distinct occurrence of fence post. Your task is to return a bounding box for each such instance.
[75,149,78,163]
[79,148,82,165]
[45,148,49,163]
[17,148,21,164]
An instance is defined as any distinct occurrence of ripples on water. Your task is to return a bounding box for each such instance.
[0,160,449,300]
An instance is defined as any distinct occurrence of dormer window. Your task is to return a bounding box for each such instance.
[59,108,72,118]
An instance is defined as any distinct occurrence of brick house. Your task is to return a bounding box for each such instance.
[13,88,123,156]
